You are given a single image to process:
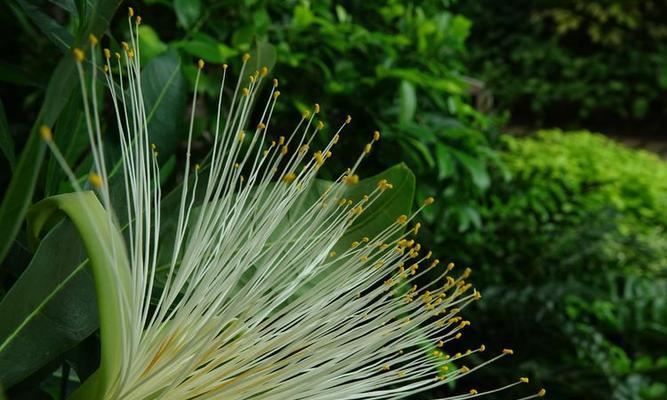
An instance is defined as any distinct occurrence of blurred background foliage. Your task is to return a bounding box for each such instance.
[1,0,666,399]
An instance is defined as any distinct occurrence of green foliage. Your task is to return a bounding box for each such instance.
[458,0,667,124]
[449,130,667,399]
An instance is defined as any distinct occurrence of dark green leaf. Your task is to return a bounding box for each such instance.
[0,221,97,389]
[174,0,201,29]
[141,49,187,155]
[0,99,15,170]
[398,80,417,124]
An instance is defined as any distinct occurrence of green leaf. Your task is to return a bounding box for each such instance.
[180,34,238,64]
[26,192,131,399]
[450,148,490,191]
[248,39,277,73]
[0,99,15,170]
[174,0,201,29]
[141,49,187,155]
[0,221,96,389]
[138,25,168,65]
[398,80,417,124]
[0,0,121,266]
[15,0,75,52]
[435,143,454,180]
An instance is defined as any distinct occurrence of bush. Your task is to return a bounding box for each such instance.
[447,130,667,399]
[457,0,667,126]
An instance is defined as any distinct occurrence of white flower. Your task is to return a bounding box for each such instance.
[40,8,544,400]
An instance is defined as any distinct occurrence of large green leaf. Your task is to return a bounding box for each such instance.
[0,0,121,265]
[141,49,187,155]
[0,221,96,388]
[26,192,130,399]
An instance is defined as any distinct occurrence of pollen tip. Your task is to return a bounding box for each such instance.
[273,78,279,87]
[538,388,546,397]
[260,66,268,76]
[314,103,320,113]
[136,16,142,25]
[423,196,435,206]
[242,53,251,62]
[88,34,98,46]
[273,91,281,99]
[373,130,380,141]
[198,59,205,69]
[72,48,85,62]
[103,48,111,59]
[88,173,103,188]
[502,348,514,355]
[520,377,529,383]
[345,115,352,124]
[39,125,53,141]
[223,63,228,70]
[128,7,134,17]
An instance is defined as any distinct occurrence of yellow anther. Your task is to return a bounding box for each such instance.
[360,255,368,262]
[373,130,380,141]
[437,340,444,347]
[329,251,336,257]
[325,150,332,158]
[314,103,320,113]
[397,371,406,378]
[344,174,359,185]
[257,122,266,130]
[413,222,421,234]
[479,344,486,352]
[273,78,278,87]
[469,389,478,395]
[233,163,240,168]
[115,52,121,59]
[345,115,352,124]
[316,121,324,130]
[461,366,470,373]
[455,333,462,339]
[242,53,250,62]
[424,196,435,206]
[352,205,363,216]
[332,134,340,144]
[103,48,111,59]
[282,172,296,184]
[397,215,408,225]
[88,173,103,188]
[238,131,246,141]
[351,241,360,248]
[302,110,311,119]
[502,348,514,355]
[222,63,229,70]
[273,91,281,99]
[260,66,268,76]
[364,143,372,154]
[103,65,109,73]
[195,163,201,171]
[136,16,142,25]
[249,74,256,84]
[299,144,309,155]
[473,290,482,300]
[538,389,546,397]
[377,179,393,191]
[128,7,134,16]
[242,88,249,97]
[198,59,205,69]
[281,145,288,155]
[121,41,129,51]
[382,364,390,371]
[313,151,324,166]
[88,34,98,46]
[447,262,455,271]
[384,278,394,287]
[278,136,285,145]
[520,377,529,383]
[39,126,53,141]
[73,48,85,62]
[127,49,135,58]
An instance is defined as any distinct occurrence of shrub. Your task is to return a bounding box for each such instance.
[447,130,667,399]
